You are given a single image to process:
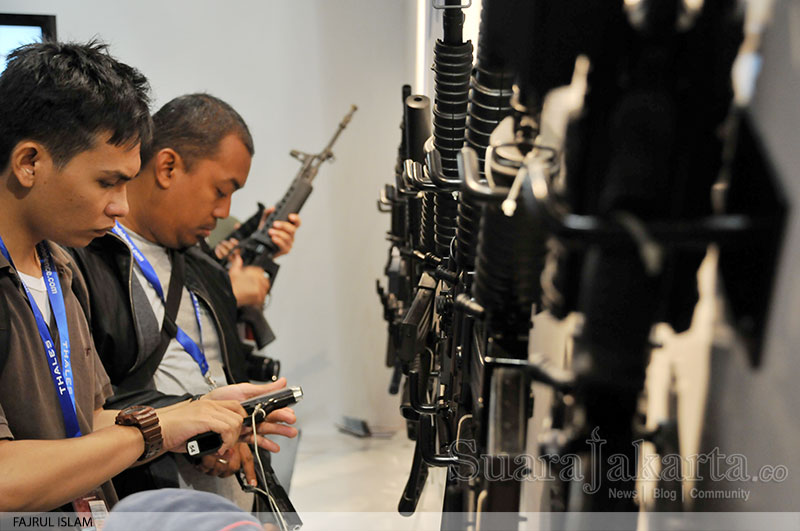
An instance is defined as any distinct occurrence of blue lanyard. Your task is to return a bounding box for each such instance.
[112,223,216,387]
[0,236,81,438]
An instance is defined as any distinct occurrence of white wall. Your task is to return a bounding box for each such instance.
[2,0,416,433]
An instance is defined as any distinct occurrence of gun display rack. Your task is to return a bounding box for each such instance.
[375,0,786,529]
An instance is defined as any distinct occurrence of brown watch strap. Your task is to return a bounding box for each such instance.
[115,406,164,461]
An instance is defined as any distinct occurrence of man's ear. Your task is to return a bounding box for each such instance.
[153,148,184,189]
[8,141,47,189]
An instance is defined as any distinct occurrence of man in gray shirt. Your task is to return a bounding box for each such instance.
[72,93,300,510]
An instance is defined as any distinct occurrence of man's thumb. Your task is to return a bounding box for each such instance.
[229,253,244,272]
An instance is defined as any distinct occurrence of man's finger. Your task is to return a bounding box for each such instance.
[240,433,280,453]
[219,447,241,478]
[214,242,229,260]
[258,207,274,230]
[268,232,292,255]
[241,444,257,486]
[255,435,280,453]
[256,422,298,439]
[264,408,296,425]
[228,253,244,272]
[272,221,297,236]
[268,229,291,247]
[209,447,233,477]
[212,458,228,477]
[215,238,239,260]
[236,379,287,400]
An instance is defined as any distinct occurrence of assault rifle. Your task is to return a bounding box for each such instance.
[220,105,357,348]
[227,202,267,242]
[376,84,413,395]
[236,105,357,273]
[222,105,357,276]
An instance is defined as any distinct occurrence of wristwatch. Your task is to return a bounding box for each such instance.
[115,405,163,461]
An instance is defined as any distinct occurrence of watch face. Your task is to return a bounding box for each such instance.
[123,405,147,415]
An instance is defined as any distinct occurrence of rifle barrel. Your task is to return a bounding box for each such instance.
[311,105,358,173]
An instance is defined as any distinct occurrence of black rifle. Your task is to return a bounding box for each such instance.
[377,84,414,396]
[227,202,267,242]
[236,105,357,276]
[220,106,357,349]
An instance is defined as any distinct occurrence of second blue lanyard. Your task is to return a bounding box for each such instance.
[112,223,216,387]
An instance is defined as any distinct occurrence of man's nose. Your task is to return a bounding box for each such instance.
[106,185,129,219]
[213,196,232,219]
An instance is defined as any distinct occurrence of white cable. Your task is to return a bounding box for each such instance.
[252,407,287,531]
[251,406,289,531]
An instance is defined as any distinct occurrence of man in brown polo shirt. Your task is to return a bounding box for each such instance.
[0,41,295,513]
[0,243,123,507]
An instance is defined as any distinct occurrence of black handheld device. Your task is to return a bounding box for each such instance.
[185,386,303,457]
[241,386,303,427]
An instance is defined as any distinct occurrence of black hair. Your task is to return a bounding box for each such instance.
[0,39,152,171]
[141,93,254,169]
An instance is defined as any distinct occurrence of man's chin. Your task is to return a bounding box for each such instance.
[173,234,203,250]
[51,233,98,249]
[191,229,212,245]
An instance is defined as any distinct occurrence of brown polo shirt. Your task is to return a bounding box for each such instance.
[0,242,117,506]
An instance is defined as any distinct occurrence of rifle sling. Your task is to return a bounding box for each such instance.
[118,249,185,393]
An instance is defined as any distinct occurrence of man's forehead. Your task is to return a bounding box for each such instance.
[212,135,252,187]
[84,138,142,178]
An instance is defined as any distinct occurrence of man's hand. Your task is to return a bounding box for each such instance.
[216,208,301,308]
[195,442,257,484]
[214,237,240,261]
[239,409,298,453]
[204,379,299,452]
[228,254,270,307]
[158,399,246,455]
[269,212,301,258]
[213,208,301,261]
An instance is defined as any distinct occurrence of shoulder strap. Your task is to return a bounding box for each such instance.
[116,249,185,393]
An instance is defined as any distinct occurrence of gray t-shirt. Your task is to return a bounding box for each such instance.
[120,226,253,510]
